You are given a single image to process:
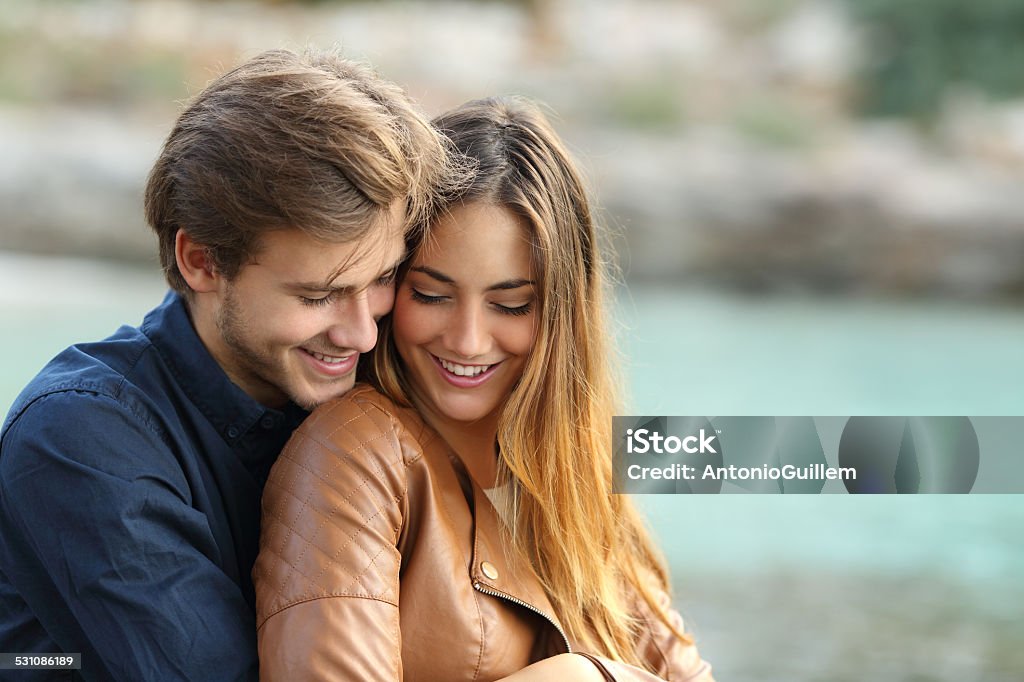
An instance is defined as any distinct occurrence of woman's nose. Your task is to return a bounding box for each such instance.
[444,304,490,359]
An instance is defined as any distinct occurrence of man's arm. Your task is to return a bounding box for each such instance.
[0,391,257,681]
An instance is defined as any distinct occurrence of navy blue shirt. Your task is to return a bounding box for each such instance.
[0,292,307,681]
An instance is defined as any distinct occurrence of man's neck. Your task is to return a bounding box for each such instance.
[184,295,286,409]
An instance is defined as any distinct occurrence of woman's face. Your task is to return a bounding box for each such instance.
[393,202,538,429]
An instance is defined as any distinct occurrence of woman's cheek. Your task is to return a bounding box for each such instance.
[393,299,431,347]
[512,314,539,356]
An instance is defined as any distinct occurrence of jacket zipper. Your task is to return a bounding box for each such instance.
[472,581,572,654]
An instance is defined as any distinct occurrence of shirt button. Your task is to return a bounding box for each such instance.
[227,425,240,439]
[260,415,276,430]
[480,561,499,580]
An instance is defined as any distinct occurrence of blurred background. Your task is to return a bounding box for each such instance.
[1,0,1022,679]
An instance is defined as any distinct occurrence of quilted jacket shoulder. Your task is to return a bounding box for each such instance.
[255,386,423,625]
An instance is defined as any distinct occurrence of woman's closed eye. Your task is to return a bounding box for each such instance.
[410,288,447,305]
[493,301,533,316]
[411,289,533,316]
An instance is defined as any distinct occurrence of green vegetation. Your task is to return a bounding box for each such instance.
[732,96,814,148]
[602,76,687,131]
[0,27,190,108]
[847,0,1024,121]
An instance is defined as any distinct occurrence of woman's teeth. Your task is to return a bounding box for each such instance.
[439,358,491,376]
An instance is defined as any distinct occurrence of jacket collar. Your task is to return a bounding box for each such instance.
[467,474,568,644]
[394,397,572,651]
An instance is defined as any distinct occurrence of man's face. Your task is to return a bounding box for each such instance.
[207,205,406,410]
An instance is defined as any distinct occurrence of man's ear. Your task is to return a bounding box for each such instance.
[175,229,221,294]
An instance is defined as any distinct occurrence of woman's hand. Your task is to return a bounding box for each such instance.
[498,653,606,681]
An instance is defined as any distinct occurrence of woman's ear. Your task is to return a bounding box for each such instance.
[175,229,220,294]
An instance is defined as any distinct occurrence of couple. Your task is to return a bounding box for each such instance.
[0,49,711,681]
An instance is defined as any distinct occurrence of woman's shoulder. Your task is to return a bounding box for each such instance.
[257,385,419,625]
[302,382,410,429]
[295,383,436,461]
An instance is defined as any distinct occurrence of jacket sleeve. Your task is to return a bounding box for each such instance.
[0,392,258,681]
[254,394,412,681]
[580,586,713,682]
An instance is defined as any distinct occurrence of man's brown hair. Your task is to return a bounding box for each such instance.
[145,48,456,294]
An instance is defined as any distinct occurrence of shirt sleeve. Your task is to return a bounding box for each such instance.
[254,395,410,682]
[0,391,258,681]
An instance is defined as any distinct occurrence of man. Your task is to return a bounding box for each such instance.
[0,49,454,680]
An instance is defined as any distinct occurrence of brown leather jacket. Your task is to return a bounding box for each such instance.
[254,385,713,681]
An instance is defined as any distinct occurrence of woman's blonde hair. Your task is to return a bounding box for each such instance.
[366,96,690,667]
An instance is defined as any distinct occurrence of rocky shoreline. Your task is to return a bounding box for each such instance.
[3,0,1024,298]
[4,104,1023,298]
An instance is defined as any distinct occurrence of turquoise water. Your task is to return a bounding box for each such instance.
[615,286,1024,679]
[2,253,1022,679]
[616,286,1024,416]
[6,266,1024,418]
[0,253,169,412]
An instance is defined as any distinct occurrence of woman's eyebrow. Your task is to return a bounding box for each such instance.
[486,278,533,292]
[410,265,453,284]
[411,266,533,292]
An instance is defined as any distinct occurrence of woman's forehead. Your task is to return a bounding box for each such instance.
[413,203,533,278]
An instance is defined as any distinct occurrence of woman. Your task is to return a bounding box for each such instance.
[254,97,713,681]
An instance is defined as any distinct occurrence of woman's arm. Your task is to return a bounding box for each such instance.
[497,589,713,682]
[253,395,412,680]
[497,640,713,682]
[497,654,606,681]
[585,585,714,682]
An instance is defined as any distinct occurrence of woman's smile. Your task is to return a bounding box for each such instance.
[393,201,537,433]
[431,353,503,386]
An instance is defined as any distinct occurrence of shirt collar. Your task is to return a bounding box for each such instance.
[142,291,307,459]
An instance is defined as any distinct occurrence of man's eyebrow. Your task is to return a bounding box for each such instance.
[287,260,403,294]
[286,280,357,295]
[410,266,533,291]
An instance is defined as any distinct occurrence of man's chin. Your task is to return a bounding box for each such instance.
[291,378,357,412]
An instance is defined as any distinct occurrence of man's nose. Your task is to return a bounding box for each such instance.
[326,292,378,354]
